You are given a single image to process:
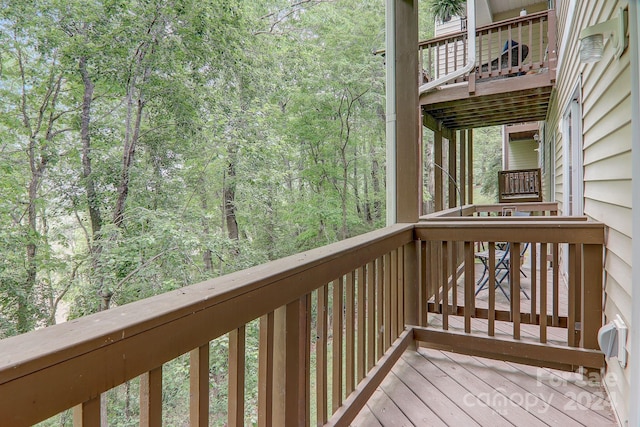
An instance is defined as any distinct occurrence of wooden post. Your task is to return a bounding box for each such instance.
[581,244,603,350]
[460,130,466,206]
[393,0,419,223]
[467,129,473,204]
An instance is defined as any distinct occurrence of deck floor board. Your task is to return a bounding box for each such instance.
[352,347,616,427]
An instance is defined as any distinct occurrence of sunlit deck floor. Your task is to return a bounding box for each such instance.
[351,255,617,426]
[351,347,616,426]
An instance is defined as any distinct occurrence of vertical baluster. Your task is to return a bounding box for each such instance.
[345,272,355,395]
[317,286,328,425]
[366,261,376,371]
[332,278,343,412]
[451,242,458,308]
[384,252,392,347]
[376,258,384,360]
[304,295,311,427]
[539,17,544,65]
[259,313,274,427]
[506,25,513,75]
[397,246,405,337]
[539,243,548,343]
[357,266,366,383]
[496,27,502,77]
[140,366,163,427]
[442,241,449,330]
[73,397,101,426]
[390,250,398,341]
[511,243,521,340]
[488,242,496,337]
[420,241,428,326]
[190,345,210,427]
[486,29,491,77]
[229,326,246,427]
[428,43,433,80]
[530,242,537,324]
[568,244,578,347]
[445,40,449,75]
[528,18,533,68]
[517,22,523,71]
[552,243,559,326]
[464,241,474,334]
[453,36,458,74]
[431,241,440,308]
[418,46,424,85]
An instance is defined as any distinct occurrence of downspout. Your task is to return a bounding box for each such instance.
[419,0,477,94]
[385,0,397,225]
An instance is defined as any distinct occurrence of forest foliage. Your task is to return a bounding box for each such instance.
[0,0,503,424]
[0,0,499,337]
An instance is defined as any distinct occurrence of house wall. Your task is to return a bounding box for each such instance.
[545,1,632,424]
[508,140,538,170]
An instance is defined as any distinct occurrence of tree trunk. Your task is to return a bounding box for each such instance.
[200,185,214,272]
[79,59,102,237]
[224,158,240,242]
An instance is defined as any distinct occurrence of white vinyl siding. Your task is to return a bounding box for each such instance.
[549,1,632,423]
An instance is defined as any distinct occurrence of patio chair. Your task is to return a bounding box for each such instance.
[475,242,530,301]
[479,40,529,74]
[475,211,531,301]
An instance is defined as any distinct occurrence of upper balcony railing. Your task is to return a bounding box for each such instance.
[0,203,604,426]
[499,168,543,203]
[419,9,557,87]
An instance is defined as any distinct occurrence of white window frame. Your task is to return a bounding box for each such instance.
[562,82,584,216]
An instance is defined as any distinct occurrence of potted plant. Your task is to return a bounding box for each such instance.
[429,0,466,23]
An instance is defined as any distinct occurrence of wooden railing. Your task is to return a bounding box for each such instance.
[498,168,543,203]
[420,201,557,219]
[419,9,557,86]
[0,208,604,425]
[0,225,416,426]
[416,217,604,371]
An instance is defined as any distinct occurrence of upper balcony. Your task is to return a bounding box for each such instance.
[420,9,557,130]
[0,202,613,426]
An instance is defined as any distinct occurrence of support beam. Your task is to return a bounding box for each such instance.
[460,130,466,206]
[386,0,419,223]
[467,129,473,204]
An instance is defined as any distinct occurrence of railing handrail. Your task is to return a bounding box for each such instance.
[419,201,559,220]
[414,220,605,244]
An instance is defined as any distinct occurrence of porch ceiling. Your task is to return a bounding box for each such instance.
[421,73,554,130]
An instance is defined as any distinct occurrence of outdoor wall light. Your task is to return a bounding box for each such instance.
[579,6,628,63]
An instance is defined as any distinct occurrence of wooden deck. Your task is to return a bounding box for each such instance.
[351,347,616,426]
[351,246,615,426]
